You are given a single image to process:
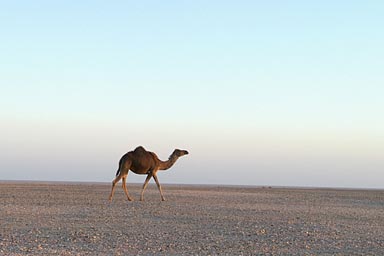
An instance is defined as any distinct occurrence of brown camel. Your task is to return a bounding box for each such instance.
[109,146,189,202]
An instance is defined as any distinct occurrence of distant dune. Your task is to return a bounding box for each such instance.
[1,182,383,255]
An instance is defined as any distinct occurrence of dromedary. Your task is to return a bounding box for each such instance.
[109,146,189,201]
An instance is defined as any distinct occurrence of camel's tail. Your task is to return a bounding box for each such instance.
[115,157,123,177]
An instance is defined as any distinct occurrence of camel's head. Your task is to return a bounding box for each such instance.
[173,149,189,157]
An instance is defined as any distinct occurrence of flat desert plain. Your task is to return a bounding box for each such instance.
[0,182,383,255]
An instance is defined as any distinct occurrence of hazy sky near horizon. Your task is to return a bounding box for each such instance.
[1,1,383,188]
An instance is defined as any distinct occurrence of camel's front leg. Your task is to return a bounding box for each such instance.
[122,176,134,201]
[153,173,165,201]
[140,174,152,201]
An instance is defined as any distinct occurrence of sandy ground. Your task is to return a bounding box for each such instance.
[0,182,383,255]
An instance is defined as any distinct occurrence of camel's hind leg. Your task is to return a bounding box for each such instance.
[122,176,134,201]
[109,173,122,202]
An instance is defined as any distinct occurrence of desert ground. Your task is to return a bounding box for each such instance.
[0,182,383,255]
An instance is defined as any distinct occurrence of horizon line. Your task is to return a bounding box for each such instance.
[1,179,383,191]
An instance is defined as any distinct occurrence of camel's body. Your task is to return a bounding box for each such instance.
[109,146,189,201]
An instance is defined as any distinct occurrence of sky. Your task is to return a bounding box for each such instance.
[1,1,383,188]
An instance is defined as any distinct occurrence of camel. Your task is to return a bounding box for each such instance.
[109,146,189,202]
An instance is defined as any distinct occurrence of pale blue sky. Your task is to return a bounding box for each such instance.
[1,1,383,188]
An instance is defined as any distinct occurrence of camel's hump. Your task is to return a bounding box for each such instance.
[133,146,147,153]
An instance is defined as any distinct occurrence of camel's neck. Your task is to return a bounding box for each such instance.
[159,153,179,170]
